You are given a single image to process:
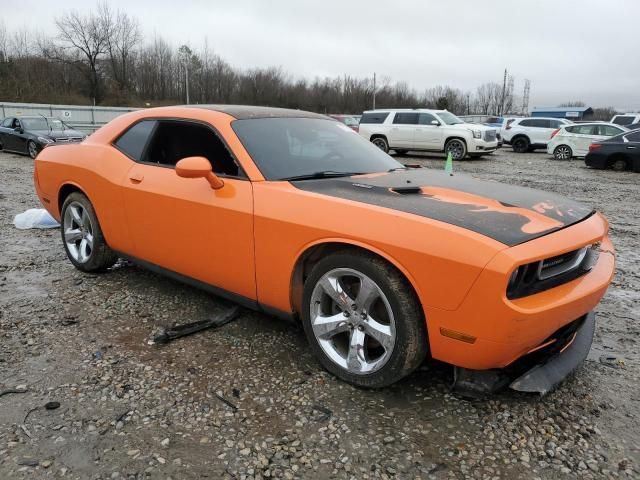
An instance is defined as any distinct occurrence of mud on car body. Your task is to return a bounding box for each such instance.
[33,105,615,394]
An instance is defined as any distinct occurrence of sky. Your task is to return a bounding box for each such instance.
[3,0,639,111]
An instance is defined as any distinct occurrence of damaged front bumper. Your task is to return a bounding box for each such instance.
[453,311,596,397]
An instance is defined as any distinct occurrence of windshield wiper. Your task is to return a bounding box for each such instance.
[281,171,365,181]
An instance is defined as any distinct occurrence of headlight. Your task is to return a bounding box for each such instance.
[472,130,482,139]
[37,136,54,144]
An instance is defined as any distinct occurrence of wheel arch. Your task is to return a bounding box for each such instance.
[444,135,468,147]
[369,133,388,142]
[289,240,424,319]
[511,134,530,143]
[58,182,89,217]
[608,153,630,170]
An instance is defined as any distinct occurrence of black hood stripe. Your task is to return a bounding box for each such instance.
[291,170,593,246]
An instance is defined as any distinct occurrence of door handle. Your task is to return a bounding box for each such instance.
[128,172,144,183]
[627,146,636,150]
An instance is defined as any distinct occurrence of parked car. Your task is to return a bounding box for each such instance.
[585,129,640,172]
[547,123,628,160]
[0,116,86,159]
[33,105,614,393]
[610,113,640,127]
[502,117,572,153]
[358,109,498,159]
[625,122,640,131]
[329,114,360,132]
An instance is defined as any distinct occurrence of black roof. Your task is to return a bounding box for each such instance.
[186,105,328,120]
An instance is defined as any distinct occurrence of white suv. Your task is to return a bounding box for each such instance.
[502,117,572,153]
[358,109,498,160]
[547,123,628,159]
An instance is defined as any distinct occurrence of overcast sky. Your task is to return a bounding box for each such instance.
[4,0,639,111]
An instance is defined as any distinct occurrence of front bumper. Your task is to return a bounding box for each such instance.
[453,311,595,396]
[425,213,615,371]
[469,138,499,152]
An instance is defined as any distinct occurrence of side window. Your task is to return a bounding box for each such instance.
[393,113,419,125]
[2,117,13,128]
[14,119,22,129]
[114,120,157,161]
[549,120,565,129]
[360,112,389,124]
[573,125,596,135]
[519,119,534,127]
[418,113,437,125]
[598,125,623,136]
[531,119,551,128]
[145,120,240,177]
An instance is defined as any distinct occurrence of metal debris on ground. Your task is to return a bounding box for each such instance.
[151,306,241,345]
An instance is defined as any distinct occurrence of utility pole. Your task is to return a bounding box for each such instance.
[521,79,531,116]
[185,63,190,105]
[372,72,376,110]
[500,68,507,116]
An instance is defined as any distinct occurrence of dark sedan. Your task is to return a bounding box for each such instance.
[0,116,86,159]
[585,129,640,172]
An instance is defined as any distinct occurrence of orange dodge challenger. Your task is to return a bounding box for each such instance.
[33,106,615,395]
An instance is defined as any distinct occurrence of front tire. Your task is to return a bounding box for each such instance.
[553,145,572,160]
[60,192,118,272]
[445,139,467,160]
[28,140,39,159]
[301,250,428,388]
[371,136,389,153]
[512,136,530,153]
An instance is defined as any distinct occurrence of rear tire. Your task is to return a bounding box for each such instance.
[371,136,389,153]
[553,145,573,160]
[60,192,118,273]
[301,250,428,388]
[611,157,628,171]
[512,136,530,153]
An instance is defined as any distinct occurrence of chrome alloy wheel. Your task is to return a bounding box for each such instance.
[309,268,396,375]
[554,145,572,160]
[63,201,94,263]
[28,141,38,159]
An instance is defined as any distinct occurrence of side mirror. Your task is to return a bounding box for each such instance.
[431,120,441,126]
[14,126,23,133]
[175,156,224,190]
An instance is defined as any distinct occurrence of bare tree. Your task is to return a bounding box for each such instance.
[46,1,113,104]
[106,6,141,95]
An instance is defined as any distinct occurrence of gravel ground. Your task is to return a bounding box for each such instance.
[0,148,638,479]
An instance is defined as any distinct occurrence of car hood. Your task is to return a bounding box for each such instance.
[291,169,594,246]
[32,129,84,140]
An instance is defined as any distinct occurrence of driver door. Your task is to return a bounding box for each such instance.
[118,119,257,301]
[414,113,443,150]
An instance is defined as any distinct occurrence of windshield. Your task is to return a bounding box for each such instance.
[20,117,69,131]
[437,111,465,125]
[232,117,402,180]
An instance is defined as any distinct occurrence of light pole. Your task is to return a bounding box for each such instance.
[373,72,376,110]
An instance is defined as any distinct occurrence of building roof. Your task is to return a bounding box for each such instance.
[187,104,328,120]
[532,106,593,113]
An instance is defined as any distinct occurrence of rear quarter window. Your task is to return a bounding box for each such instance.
[360,112,390,124]
[114,120,157,161]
